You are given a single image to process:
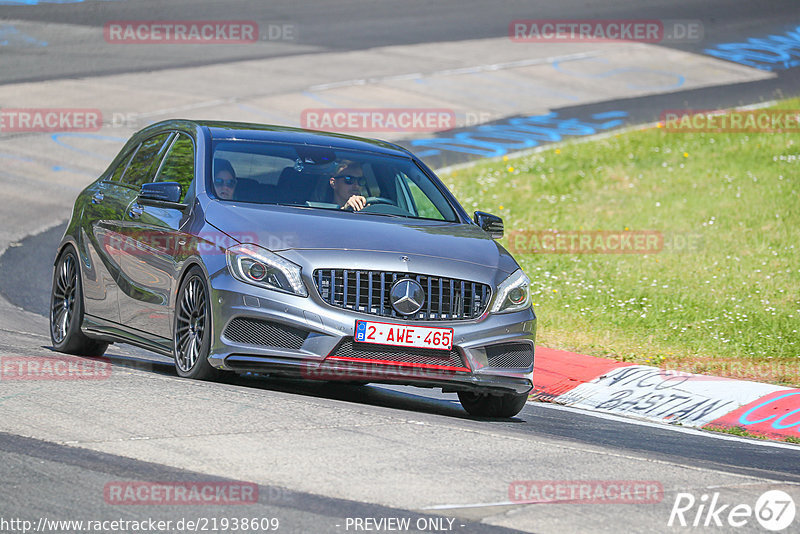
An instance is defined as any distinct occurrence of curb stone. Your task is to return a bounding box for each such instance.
[531,347,799,442]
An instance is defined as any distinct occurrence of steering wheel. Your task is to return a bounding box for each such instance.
[365,196,394,206]
[342,196,399,213]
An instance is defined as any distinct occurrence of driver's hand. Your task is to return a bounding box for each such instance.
[342,195,367,211]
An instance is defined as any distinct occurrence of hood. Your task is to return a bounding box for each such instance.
[204,201,517,273]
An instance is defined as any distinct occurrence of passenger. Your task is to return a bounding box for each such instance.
[330,160,367,211]
[213,159,237,200]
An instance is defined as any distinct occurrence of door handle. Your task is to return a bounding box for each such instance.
[91,192,104,204]
[128,203,144,219]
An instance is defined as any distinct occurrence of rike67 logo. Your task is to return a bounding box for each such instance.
[668,490,796,531]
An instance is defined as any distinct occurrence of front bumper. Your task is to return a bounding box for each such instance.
[207,272,536,396]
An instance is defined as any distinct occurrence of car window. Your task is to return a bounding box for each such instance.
[399,173,445,220]
[213,149,292,185]
[120,132,173,188]
[108,148,136,182]
[154,133,195,202]
[211,140,459,222]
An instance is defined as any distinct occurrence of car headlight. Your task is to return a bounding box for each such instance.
[226,244,307,297]
[490,269,531,314]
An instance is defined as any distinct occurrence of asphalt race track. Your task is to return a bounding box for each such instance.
[0,0,796,82]
[1,1,800,533]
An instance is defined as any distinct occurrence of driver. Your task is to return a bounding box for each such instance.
[213,158,237,200]
[330,160,367,211]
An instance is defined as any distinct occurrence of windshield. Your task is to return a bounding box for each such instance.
[211,140,459,222]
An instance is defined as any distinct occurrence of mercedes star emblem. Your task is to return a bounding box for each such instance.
[390,279,425,315]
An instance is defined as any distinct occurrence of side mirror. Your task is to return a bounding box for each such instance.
[139,182,184,206]
[474,211,504,239]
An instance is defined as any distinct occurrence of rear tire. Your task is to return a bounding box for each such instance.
[458,391,529,418]
[173,267,219,380]
[50,246,108,357]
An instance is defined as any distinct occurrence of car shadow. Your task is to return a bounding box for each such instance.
[42,345,529,422]
[223,374,529,423]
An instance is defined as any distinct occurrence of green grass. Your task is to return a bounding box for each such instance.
[705,425,800,446]
[446,99,800,386]
[704,425,768,440]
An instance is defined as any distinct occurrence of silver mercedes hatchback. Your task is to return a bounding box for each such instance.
[50,120,536,417]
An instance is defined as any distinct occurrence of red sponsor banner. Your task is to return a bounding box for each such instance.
[509,480,664,504]
[104,481,258,505]
[0,108,102,133]
[300,108,456,132]
[706,389,800,439]
[104,21,259,44]
[510,20,663,42]
[0,356,111,381]
[507,230,663,254]
[661,109,800,133]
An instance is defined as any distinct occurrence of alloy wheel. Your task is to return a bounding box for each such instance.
[51,253,77,344]
[175,276,207,373]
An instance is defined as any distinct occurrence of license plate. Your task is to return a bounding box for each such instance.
[355,320,453,350]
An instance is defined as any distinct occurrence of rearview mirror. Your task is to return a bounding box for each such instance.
[295,146,336,166]
[139,182,184,206]
[474,211,504,239]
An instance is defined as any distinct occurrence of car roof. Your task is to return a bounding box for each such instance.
[165,120,414,158]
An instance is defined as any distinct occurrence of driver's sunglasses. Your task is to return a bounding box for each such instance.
[214,178,236,187]
[334,175,366,186]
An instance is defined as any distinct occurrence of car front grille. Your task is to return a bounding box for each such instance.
[486,342,534,369]
[222,317,308,349]
[313,269,491,321]
[327,339,468,371]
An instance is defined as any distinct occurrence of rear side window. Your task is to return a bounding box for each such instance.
[154,133,195,202]
[120,132,173,188]
[108,149,136,182]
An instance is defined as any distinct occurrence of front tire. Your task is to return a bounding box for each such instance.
[173,267,218,380]
[458,391,529,418]
[50,246,108,356]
